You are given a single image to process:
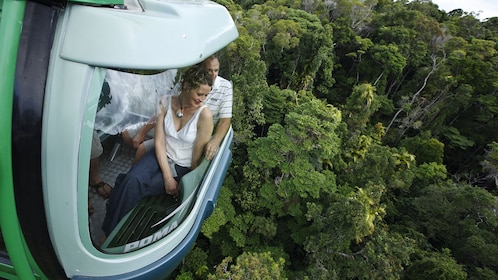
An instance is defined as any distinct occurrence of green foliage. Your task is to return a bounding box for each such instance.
[228,6,269,143]
[229,213,254,248]
[304,184,386,252]
[404,249,467,280]
[343,83,381,130]
[340,143,415,193]
[176,247,209,279]
[252,4,335,92]
[467,267,498,280]
[304,203,413,279]
[413,162,447,187]
[183,0,498,278]
[201,181,235,239]
[481,142,498,190]
[262,85,297,125]
[440,126,474,149]
[399,181,498,278]
[230,60,267,143]
[400,133,445,164]
[208,252,286,280]
[271,20,302,50]
[456,235,498,271]
[370,43,407,75]
[239,98,343,221]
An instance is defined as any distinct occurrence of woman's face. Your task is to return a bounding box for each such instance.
[186,84,211,107]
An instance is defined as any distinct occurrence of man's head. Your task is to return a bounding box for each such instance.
[202,55,220,82]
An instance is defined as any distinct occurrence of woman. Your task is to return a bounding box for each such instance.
[101,65,214,237]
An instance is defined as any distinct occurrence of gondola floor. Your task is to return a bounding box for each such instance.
[88,135,134,246]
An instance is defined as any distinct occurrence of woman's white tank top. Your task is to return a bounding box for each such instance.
[163,96,207,167]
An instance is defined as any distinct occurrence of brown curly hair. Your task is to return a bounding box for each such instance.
[181,64,213,92]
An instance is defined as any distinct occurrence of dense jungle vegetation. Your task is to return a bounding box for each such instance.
[173,0,498,279]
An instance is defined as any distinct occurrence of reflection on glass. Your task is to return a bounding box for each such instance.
[96,69,178,135]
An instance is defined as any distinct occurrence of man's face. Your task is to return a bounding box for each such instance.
[204,58,220,82]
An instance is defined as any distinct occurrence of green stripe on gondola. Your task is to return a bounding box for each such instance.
[0,1,40,279]
[68,0,123,6]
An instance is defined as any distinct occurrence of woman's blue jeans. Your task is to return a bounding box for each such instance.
[102,148,190,236]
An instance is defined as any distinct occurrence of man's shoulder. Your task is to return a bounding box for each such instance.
[213,76,232,94]
[216,76,232,87]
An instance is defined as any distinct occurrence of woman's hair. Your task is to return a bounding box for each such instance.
[182,64,213,92]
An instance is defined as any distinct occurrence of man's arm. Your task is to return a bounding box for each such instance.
[204,117,231,160]
[132,122,155,148]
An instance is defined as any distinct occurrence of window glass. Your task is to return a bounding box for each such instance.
[88,69,179,247]
[95,69,178,135]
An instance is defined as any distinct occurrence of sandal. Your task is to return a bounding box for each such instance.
[90,181,112,199]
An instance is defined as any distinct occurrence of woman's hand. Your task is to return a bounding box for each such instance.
[164,176,179,196]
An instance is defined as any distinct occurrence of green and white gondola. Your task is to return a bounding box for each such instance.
[0,0,237,278]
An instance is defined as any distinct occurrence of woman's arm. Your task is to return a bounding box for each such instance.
[155,102,178,196]
[191,107,213,169]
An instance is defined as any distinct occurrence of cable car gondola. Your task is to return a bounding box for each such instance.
[0,0,238,278]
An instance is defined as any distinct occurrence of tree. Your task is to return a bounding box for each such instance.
[180,1,498,278]
[404,249,467,280]
[254,3,335,94]
[400,132,445,164]
[208,252,287,280]
[228,4,269,143]
[481,142,498,191]
[343,83,382,131]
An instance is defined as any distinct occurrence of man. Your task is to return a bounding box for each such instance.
[200,54,233,160]
[122,54,233,162]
